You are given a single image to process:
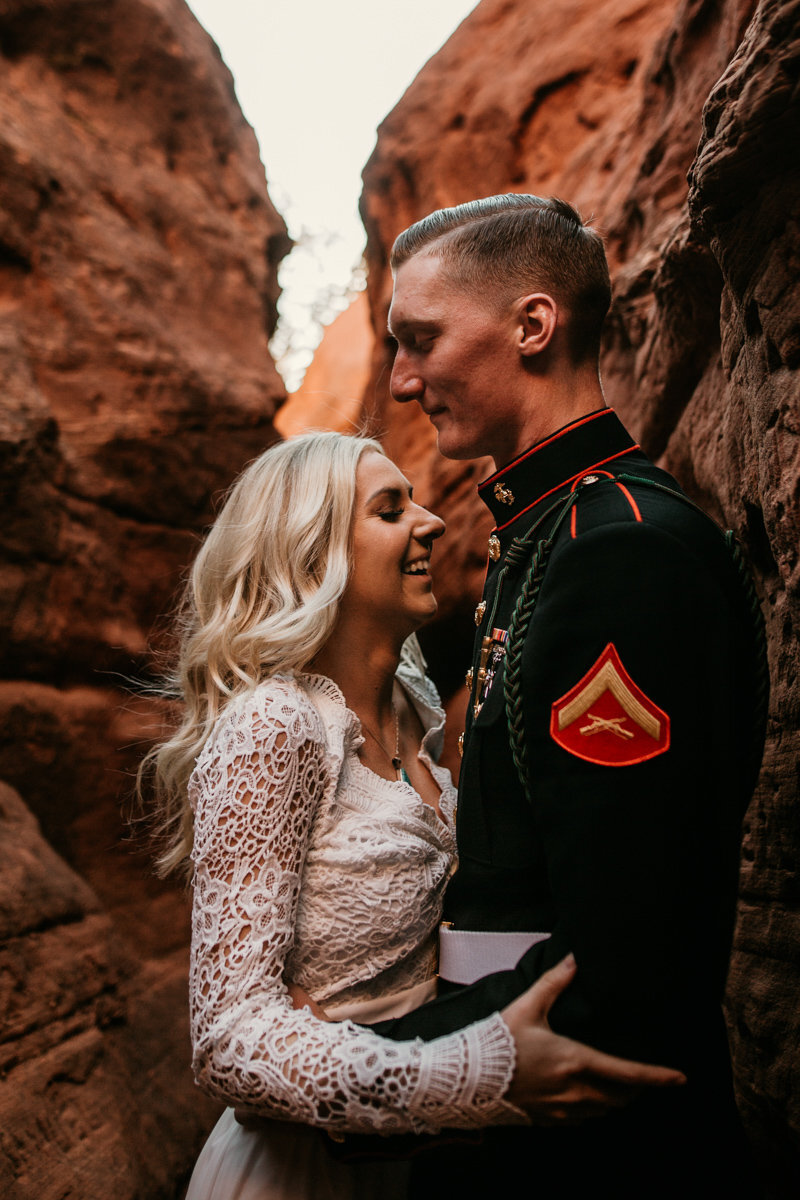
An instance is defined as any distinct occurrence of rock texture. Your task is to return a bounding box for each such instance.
[0,0,288,1193]
[356,0,800,1190]
[0,781,220,1199]
[686,5,800,1193]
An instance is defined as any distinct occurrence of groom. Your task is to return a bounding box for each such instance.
[375,194,766,1196]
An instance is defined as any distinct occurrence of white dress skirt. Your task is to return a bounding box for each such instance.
[185,980,434,1200]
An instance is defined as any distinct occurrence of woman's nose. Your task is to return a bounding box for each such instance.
[417,507,445,541]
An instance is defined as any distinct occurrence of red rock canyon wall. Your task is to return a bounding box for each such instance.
[0,0,288,1194]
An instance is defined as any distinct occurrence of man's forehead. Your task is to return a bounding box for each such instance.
[392,251,450,292]
[388,253,466,328]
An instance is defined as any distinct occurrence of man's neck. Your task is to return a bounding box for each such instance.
[489,372,606,472]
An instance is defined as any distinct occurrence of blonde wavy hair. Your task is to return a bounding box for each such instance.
[141,431,384,878]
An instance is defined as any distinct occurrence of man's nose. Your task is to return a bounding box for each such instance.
[390,349,421,404]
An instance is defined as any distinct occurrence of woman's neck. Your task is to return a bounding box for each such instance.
[311,625,403,726]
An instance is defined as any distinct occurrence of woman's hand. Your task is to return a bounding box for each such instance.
[286,982,330,1021]
[501,953,685,1124]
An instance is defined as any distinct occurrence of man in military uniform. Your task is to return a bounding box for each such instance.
[373,195,766,1195]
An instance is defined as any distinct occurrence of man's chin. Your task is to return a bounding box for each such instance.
[435,429,481,461]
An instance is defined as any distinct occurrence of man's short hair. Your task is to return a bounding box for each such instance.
[390,194,612,362]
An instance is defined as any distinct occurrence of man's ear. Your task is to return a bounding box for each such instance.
[516,293,558,357]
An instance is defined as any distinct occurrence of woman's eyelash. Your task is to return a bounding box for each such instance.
[378,509,404,521]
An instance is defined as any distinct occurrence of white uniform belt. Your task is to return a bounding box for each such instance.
[438,926,551,985]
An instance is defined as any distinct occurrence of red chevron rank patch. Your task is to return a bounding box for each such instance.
[550,643,670,767]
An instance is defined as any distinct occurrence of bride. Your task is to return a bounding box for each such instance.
[142,432,682,1199]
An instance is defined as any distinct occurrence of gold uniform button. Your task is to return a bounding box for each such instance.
[465,666,474,691]
[474,600,486,625]
[488,534,501,561]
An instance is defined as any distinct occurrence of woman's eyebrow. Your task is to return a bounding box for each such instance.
[366,484,412,505]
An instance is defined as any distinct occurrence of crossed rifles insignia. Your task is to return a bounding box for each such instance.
[550,643,670,767]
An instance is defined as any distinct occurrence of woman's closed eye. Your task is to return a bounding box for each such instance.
[378,509,405,522]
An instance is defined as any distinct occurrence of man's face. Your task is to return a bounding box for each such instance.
[388,253,523,463]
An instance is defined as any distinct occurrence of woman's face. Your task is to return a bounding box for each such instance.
[344,452,445,636]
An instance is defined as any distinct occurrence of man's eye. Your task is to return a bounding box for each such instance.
[378,509,404,522]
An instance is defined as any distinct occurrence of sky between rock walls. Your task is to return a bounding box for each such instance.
[186,0,478,391]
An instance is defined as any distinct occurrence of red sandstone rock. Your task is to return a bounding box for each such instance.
[355,0,799,1184]
[685,3,800,1190]
[275,289,373,438]
[0,0,289,684]
[0,780,220,1198]
[0,0,286,1191]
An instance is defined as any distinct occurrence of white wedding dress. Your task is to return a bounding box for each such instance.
[185,644,522,1199]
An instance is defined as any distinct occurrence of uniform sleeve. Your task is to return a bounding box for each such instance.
[512,519,744,1063]
[189,681,523,1135]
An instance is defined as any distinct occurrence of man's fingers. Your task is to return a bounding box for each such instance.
[538,1098,628,1125]
[523,952,577,1019]
[565,1080,639,1110]
[523,1078,657,1125]
[581,1046,685,1088]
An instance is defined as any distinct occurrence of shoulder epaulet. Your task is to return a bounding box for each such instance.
[568,470,643,539]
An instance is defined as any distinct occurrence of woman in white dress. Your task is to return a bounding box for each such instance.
[142,432,683,1200]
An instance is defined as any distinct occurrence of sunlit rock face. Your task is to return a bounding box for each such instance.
[359,0,800,1186]
[276,290,372,437]
[0,0,288,1191]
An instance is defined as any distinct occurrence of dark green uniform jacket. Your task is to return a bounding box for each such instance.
[371,408,767,1196]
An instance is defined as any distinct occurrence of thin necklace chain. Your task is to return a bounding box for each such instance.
[360,703,407,781]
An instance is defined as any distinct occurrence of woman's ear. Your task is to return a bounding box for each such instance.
[517,293,558,357]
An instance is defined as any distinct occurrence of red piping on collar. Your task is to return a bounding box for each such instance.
[481,408,611,487]
[492,445,641,533]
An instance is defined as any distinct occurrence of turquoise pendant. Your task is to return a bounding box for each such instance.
[392,756,410,786]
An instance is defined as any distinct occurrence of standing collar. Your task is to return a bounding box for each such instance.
[478,408,640,531]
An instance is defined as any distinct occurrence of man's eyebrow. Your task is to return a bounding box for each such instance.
[387,317,438,336]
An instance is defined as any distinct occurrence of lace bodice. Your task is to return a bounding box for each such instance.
[189,650,522,1135]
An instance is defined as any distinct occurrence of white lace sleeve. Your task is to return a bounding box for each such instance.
[189,679,524,1135]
